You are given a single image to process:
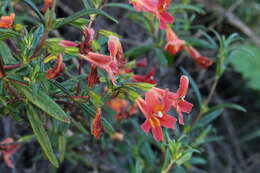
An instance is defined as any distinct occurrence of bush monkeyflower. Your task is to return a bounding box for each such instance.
[0,13,15,29]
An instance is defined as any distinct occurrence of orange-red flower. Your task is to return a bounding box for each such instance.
[0,13,15,29]
[164,26,185,55]
[136,89,177,141]
[41,0,53,13]
[80,52,119,84]
[152,75,193,125]
[80,27,95,54]
[130,0,157,13]
[92,108,104,139]
[185,46,213,68]
[45,54,65,79]
[108,98,138,120]
[0,138,21,168]
[156,0,174,29]
[132,69,156,84]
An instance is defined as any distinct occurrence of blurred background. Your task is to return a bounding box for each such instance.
[1,0,260,172]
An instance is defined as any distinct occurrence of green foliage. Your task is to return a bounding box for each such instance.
[231,45,260,90]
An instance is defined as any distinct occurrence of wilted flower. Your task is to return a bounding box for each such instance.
[185,46,213,68]
[0,13,15,29]
[92,108,103,139]
[136,89,177,141]
[87,64,100,88]
[80,27,95,54]
[0,138,21,168]
[45,54,65,79]
[136,58,148,67]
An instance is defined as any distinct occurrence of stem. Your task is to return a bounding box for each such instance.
[0,57,6,78]
[30,29,49,60]
[161,160,174,173]
[204,76,219,106]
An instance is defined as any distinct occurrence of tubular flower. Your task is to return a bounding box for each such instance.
[0,138,21,168]
[108,98,138,120]
[41,0,53,13]
[132,69,156,84]
[129,0,157,13]
[165,26,185,55]
[185,46,213,68]
[80,52,119,84]
[87,64,100,88]
[136,90,177,141]
[59,40,78,47]
[92,108,104,139]
[156,0,174,29]
[152,75,193,125]
[45,54,65,79]
[108,36,127,67]
[0,13,15,29]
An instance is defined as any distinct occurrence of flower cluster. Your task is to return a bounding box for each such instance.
[137,75,193,141]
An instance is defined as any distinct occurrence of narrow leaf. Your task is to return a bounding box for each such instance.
[27,104,59,167]
[209,103,246,113]
[105,3,136,12]
[24,0,44,23]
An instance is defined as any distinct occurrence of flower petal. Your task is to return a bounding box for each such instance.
[178,100,193,114]
[159,114,177,129]
[177,75,189,98]
[141,120,151,134]
[136,98,149,119]
[145,91,160,112]
[151,126,164,141]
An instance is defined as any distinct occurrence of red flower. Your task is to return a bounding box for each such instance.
[80,27,95,54]
[80,52,119,85]
[156,0,174,29]
[59,40,78,47]
[0,138,21,168]
[87,64,100,88]
[136,89,177,141]
[41,0,53,13]
[152,75,193,125]
[132,69,156,84]
[164,27,185,55]
[92,108,104,139]
[130,0,157,13]
[45,54,65,79]
[0,13,15,29]
[185,46,213,68]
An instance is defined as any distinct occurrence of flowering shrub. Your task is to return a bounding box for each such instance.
[0,0,246,172]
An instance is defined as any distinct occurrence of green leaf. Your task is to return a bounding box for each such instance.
[99,29,122,38]
[209,103,246,113]
[155,48,168,65]
[13,84,71,123]
[55,8,118,28]
[104,3,136,12]
[27,104,59,167]
[0,29,20,40]
[82,0,94,9]
[0,41,17,64]
[23,0,44,23]
[231,45,260,90]
[176,153,192,165]
[193,109,223,130]
[180,67,202,106]
[170,4,204,14]
[58,135,66,162]
[124,82,154,91]
[241,128,260,143]
[124,44,154,58]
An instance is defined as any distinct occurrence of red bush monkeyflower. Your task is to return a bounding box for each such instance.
[80,52,119,85]
[92,108,104,139]
[185,46,213,68]
[41,0,53,13]
[0,13,15,29]
[45,54,65,79]
[132,69,156,84]
[156,0,174,29]
[136,89,177,141]
[59,40,78,48]
[87,64,100,88]
[0,138,21,168]
[130,0,157,13]
[164,26,185,55]
[152,75,193,125]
